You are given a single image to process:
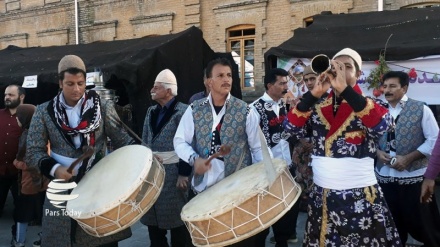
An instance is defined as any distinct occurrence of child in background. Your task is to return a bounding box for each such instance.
[12,104,48,247]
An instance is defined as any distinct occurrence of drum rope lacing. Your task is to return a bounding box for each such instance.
[185,170,301,246]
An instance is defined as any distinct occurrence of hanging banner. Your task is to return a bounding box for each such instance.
[86,72,99,86]
[278,55,440,104]
[22,75,38,88]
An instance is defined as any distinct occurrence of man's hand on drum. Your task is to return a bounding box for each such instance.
[176,175,189,190]
[54,166,73,181]
[194,157,210,175]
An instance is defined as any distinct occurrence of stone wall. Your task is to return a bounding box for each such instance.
[0,0,433,101]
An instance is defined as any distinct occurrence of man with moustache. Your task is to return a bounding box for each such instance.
[26,55,134,246]
[174,57,265,247]
[140,69,191,247]
[250,68,299,247]
[284,48,401,246]
[375,71,440,246]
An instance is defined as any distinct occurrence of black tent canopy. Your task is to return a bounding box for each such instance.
[265,7,440,72]
[0,26,241,133]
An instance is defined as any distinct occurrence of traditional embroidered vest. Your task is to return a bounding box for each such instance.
[192,97,252,178]
[377,98,428,173]
[145,102,187,153]
[253,98,290,148]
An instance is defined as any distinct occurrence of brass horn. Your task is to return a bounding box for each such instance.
[311,54,331,74]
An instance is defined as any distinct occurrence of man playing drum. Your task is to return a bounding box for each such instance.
[173,58,266,247]
[26,55,134,247]
[249,68,300,247]
[284,48,402,246]
[140,69,191,247]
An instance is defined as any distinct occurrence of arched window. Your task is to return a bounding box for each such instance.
[227,25,255,89]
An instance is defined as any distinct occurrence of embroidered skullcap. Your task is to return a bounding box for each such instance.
[303,65,316,76]
[58,55,86,73]
[155,69,177,85]
[333,48,362,70]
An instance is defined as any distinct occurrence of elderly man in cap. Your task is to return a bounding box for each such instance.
[284,48,402,246]
[140,69,191,247]
[26,55,134,246]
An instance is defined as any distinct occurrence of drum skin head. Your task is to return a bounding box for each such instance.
[181,158,301,247]
[67,145,153,218]
[181,158,286,219]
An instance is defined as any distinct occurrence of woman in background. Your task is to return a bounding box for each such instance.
[12,104,48,247]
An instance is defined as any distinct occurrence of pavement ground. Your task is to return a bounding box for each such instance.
[1,186,436,247]
[0,193,305,247]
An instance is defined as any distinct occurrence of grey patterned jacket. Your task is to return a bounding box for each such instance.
[140,99,188,229]
[26,97,134,246]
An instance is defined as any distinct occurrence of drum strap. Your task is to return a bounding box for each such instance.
[234,144,246,173]
[153,151,179,164]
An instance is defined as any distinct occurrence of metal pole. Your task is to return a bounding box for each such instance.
[378,0,383,11]
[75,0,79,44]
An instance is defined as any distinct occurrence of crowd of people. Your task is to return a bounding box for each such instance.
[1,48,440,247]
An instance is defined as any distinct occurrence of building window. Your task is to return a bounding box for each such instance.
[227,25,255,89]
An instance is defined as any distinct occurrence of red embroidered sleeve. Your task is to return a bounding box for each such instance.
[287,107,312,127]
[355,98,388,128]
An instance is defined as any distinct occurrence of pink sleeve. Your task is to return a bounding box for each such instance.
[425,134,440,179]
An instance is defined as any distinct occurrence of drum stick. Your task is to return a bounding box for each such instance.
[205,145,231,166]
[234,144,246,173]
[67,146,94,174]
[117,119,148,146]
[258,128,277,185]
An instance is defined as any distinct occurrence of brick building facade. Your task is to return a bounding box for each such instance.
[0,0,438,101]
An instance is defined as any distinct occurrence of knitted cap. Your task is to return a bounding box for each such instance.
[333,48,362,70]
[155,69,177,85]
[58,55,86,73]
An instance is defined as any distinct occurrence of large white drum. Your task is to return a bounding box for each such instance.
[66,145,165,237]
[181,158,301,247]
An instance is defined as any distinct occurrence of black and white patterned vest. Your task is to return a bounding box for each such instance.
[253,98,291,148]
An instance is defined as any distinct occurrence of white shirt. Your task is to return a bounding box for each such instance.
[376,95,439,178]
[250,93,292,166]
[50,94,85,177]
[173,93,263,192]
